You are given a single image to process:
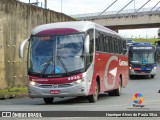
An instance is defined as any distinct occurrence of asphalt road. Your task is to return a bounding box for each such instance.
[0,63,160,118]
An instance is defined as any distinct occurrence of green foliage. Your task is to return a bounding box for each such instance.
[130,38,160,45]
[0,87,28,97]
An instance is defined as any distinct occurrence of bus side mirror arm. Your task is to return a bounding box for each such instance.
[19,38,29,58]
[84,35,90,54]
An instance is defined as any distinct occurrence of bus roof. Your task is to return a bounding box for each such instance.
[31,21,119,37]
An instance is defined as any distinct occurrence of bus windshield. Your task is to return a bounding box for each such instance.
[28,33,85,76]
[130,52,155,64]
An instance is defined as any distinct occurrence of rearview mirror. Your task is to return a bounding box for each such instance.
[19,38,29,58]
[84,35,90,54]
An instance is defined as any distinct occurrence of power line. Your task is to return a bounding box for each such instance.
[135,0,151,12]
[150,1,160,11]
[98,0,118,16]
[116,0,133,14]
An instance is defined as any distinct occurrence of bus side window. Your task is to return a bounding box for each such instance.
[115,38,117,54]
[101,34,105,52]
[100,34,103,52]
[111,37,114,53]
[113,38,116,53]
[95,31,99,51]
[117,39,120,54]
[104,35,107,52]
[108,36,112,53]
[115,38,119,54]
[96,38,99,51]
[98,35,101,51]
[123,40,127,55]
[106,35,109,52]
[102,35,105,52]
[119,39,123,54]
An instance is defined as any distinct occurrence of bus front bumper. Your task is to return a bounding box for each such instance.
[28,81,88,98]
[129,69,156,76]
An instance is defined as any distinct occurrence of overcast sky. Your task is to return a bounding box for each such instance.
[19,0,160,38]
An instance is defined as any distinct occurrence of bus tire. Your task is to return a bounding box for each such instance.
[108,91,114,96]
[88,81,99,103]
[151,75,154,78]
[113,79,122,96]
[129,75,134,79]
[43,98,54,104]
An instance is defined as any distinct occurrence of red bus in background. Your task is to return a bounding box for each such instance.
[19,21,128,103]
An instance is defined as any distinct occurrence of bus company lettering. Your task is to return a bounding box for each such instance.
[119,60,128,66]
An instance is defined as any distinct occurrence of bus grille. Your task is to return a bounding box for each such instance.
[134,70,151,73]
[39,84,73,88]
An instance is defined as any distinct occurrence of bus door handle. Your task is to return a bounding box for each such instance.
[98,59,100,61]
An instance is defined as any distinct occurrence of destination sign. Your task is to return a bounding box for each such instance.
[132,47,153,50]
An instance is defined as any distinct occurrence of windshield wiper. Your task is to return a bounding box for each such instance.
[56,56,70,75]
[40,56,54,77]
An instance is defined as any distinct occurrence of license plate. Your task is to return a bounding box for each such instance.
[50,90,60,94]
[141,72,145,74]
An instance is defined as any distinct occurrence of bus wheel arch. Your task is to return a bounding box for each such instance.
[119,74,123,87]
[96,76,100,93]
[88,76,100,103]
[112,75,122,96]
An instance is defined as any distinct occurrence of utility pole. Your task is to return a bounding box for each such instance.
[44,0,47,9]
[28,0,39,6]
[134,0,135,12]
[61,0,62,13]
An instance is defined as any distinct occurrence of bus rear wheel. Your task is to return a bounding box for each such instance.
[129,75,134,79]
[43,98,54,104]
[151,75,154,78]
[88,81,99,103]
[113,79,122,96]
[108,91,114,96]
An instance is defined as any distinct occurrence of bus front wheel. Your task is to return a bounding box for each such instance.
[43,98,54,104]
[88,81,99,103]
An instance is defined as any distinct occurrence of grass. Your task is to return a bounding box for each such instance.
[129,38,160,45]
[0,87,28,98]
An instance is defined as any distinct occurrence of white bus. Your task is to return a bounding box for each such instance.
[19,21,128,103]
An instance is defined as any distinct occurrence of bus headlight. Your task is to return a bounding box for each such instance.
[72,79,84,85]
[29,81,39,86]
[30,81,36,86]
[76,79,83,84]
[129,66,132,70]
[153,67,157,70]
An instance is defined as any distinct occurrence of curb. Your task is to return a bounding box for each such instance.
[0,94,16,99]
[0,94,28,99]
